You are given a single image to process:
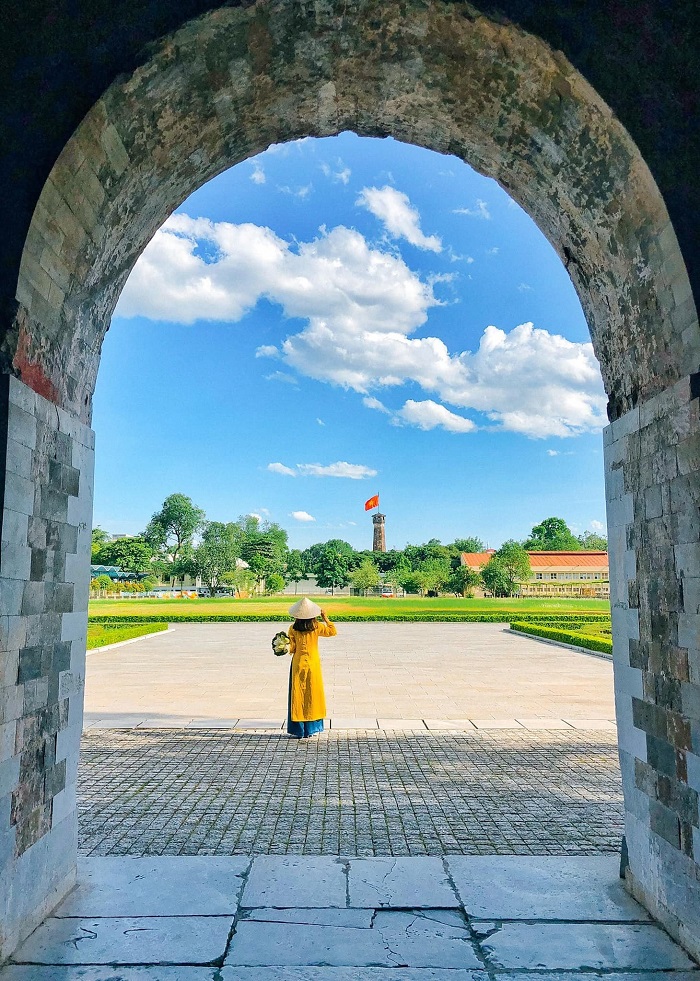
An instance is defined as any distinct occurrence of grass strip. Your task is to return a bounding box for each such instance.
[510,620,613,655]
[87,621,169,649]
[88,612,610,625]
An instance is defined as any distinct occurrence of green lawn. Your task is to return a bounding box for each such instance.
[87,621,169,649]
[89,594,610,622]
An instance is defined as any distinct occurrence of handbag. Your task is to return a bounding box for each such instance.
[271,630,290,656]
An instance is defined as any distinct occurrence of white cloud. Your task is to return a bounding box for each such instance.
[250,163,266,185]
[256,345,279,358]
[453,199,491,219]
[278,184,312,199]
[118,215,605,439]
[321,161,351,185]
[316,418,325,426]
[268,461,377,480]
[296,462,377,479]
[363,396,392,415]
[486,247,500,255]
[268,462,297,477]
[117,214,436,337]
[356,186,442,252]
[265,371,298,385]
[291,510,316,522]
[518,282,533,292]
[397,400,476,433]
[547,449,560,456]
[590,519,605,532]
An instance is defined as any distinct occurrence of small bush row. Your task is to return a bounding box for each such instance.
[510,621,613,655]
[88,612,610,625]
[87,622,168,649]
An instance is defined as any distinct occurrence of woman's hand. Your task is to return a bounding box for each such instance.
[320,608,330,623]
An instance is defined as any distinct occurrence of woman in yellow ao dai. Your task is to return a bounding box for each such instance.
[286,596,337,738]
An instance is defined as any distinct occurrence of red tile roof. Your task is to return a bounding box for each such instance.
[461,550,608,569]
[527,551,608,568]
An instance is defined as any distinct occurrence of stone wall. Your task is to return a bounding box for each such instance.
[0,375,93,959]
[606,376,700,959]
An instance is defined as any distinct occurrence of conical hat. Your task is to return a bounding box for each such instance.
[288,596,322,619]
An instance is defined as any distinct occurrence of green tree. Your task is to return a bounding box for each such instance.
[396,567,426,594]
[265,573,286,595]
[419,558,451,596]
[285,549,307,593]
[91,527,110,558]
[480,558,514,597]
[144,493,206,563]
[190,521,239,594]
[236,515,289,591]
[578,530,608,550]
[523,517,581,551]
[311,539,356,594]
[350,559,380,595]
[451,537,485,554]
[481,540,531,597]
[447,565,481,597]
[96,536,154,573]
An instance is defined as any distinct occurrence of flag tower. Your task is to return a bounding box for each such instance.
[365,494,385,552]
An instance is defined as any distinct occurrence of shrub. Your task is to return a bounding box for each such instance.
[510,620,612,656]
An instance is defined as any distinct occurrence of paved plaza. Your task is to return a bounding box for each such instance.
[76,623,622,859]
[2,855,697,977]
[84,622,616,725]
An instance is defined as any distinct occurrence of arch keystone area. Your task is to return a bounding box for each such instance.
[0,0,699,961]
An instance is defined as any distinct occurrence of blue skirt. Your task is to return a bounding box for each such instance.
[287,664,324,738]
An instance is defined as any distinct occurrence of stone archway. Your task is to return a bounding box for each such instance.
[1,0,699,960]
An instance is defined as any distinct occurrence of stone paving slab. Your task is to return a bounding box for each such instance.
[83,715,615,730]
[12,916,233,965]
[376,719,427,730]
[446,855,649,921]
[221,971,486,981]
[330,718,378,729]
[225,909,482,968]
[78,729,624,857]
[3,858,697,977]
[481,923,697,970]
[241,856,347,908]
[348,857,458,908]
[55,856,249,917]
[515,719,574,730]
[0,970,219,980]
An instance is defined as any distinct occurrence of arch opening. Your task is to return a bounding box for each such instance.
[2,0,699,963]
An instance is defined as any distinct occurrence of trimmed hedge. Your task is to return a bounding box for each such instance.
[88,612,610,625]
[510,620,613,656]
[87,622,168,649]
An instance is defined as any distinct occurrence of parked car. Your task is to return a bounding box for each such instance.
[381,585,394,597]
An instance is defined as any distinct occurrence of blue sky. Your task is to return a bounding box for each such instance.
[93,133,607,550]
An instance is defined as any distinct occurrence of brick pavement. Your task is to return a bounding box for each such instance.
[78,727,623,858]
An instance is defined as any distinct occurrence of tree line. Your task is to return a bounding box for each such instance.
[91,495,607,598]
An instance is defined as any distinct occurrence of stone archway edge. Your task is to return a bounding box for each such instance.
[1,0,700,962]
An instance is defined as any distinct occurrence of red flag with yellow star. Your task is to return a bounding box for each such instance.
[364,494,379,511]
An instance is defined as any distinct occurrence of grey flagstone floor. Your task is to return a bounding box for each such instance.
[2,855,697,978]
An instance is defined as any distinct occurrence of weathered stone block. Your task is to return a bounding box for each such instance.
[650,799,681,848]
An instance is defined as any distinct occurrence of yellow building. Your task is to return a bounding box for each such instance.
[460,550,609,598]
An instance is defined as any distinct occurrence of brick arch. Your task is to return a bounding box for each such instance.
[12,2,695,423]
[2,0,699,962]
